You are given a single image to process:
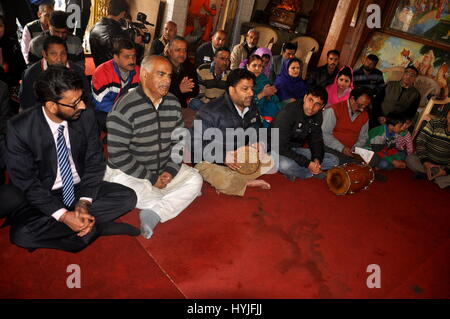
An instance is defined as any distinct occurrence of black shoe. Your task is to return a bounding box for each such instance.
[99,222,141,237]
[374,172,388,182]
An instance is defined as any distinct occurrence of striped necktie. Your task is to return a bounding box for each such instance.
[56,125,75,207]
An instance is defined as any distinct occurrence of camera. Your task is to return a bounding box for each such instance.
[123,12,154,44]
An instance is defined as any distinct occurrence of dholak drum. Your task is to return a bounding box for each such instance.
[234,146,260,175]
[326,163,375,195]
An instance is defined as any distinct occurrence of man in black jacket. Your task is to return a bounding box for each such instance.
[271,86,338,181]
[5,66,139,253]
[195,29,226,67]
[166,36,199,108]
[307,50,340,89]
[89,0,143,67]
[192,68,275,196]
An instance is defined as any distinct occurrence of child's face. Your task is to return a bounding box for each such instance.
[401,120,412,131]
[337,75,351,90]
[390,121,411,133]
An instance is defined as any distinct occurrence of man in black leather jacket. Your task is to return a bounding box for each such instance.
[191,68,275,196]
[89,0,143,67]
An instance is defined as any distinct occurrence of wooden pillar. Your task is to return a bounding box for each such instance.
[340,0,390,67]
[317,0,360,66]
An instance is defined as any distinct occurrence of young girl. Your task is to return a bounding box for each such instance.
[325,66,353,107]
[274,57,308,103]
[246,54,280,127]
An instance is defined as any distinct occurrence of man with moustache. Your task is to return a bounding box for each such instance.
[322,87,375,165]
[5,66,139,253]
[307,50,340,89]
[189,47,231,110]
[91,38,140,132]
[192,68,275,196]
[371,65,420,128]
[165,36,199,108]
[28,10,85,69]
[148,20,177,56]
[20,35,91,111]
[353,54,385,99]
[230,29,259,70]
[104,55,203,239]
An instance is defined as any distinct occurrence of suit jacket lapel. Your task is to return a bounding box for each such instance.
[68,121,83,174]
[37,108,58,178]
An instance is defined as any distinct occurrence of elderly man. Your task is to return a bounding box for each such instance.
[307,50,340,89]
[165,36,199,108]
[5,66,139,253]
[149,21,177,56]
[189,47,230,110]
[20,35,91,111]
[21,2,54,64]
[192,68,275,196]
[28,11,85,69]
[372,65,421,128]
[195,29,227,67]
[230,29,259,70]
[406,109,450,189]
[322,87,375,165]
[104,55,203,239]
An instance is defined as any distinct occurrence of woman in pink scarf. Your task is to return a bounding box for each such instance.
[325,66,354,108]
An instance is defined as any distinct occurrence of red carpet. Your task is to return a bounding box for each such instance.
[0,168,448,299]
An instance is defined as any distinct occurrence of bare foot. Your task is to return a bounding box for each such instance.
[392,160,407,169]
[246,179,271,189]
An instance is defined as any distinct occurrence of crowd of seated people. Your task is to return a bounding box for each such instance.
[0,0,448,255]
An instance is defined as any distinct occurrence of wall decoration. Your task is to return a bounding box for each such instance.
[389,0,449,45]
[355,32,449,97]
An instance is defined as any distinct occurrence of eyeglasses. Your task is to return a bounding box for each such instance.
[404,71,418,78]
[54,95,85,109]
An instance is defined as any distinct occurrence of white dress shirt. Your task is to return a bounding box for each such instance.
[42,108,91,220]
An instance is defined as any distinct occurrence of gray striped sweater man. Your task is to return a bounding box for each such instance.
[106,85,183,184]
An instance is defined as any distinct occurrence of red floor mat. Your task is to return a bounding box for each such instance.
[0,214,184,299]
[1,169,449,298]
[122,170,450,299]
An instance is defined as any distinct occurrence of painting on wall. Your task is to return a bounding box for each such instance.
[389,0,449,45]
[355,32,449,97]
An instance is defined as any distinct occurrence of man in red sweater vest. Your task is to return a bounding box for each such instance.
[322,87,374,165]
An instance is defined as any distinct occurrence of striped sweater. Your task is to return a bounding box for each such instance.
[106,86,184,184]
[416,118,450,173]
[196,62,229,103]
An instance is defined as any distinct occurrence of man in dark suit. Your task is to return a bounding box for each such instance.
[195,29,226,67]
[269,42,297,83]
[5,66,139,253]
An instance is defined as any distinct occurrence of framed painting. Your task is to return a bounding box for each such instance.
[387,0,449,46]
